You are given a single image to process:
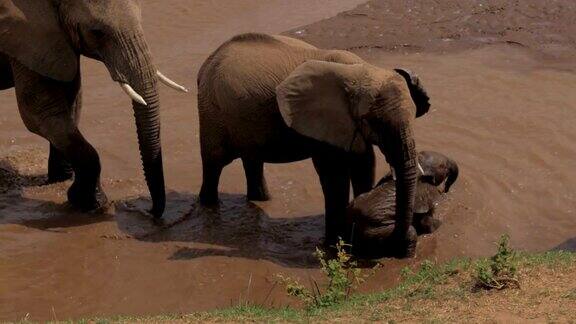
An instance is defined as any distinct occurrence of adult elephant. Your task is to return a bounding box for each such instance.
[0,0,187,217]
[198,33,431,257]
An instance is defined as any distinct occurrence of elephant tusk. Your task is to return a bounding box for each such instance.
[120,83,147,106]
[417,162,425,175]
[157,71,189,93]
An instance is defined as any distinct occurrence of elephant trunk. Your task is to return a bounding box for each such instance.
[105,32,166,217]
[377,119,418,257]
[444,159,459,193]
[130,73,165,218]
[388,135,418,236]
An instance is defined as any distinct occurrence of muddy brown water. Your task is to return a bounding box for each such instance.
[1,0,576,321]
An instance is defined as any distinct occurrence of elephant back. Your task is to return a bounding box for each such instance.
[346,179,397,229]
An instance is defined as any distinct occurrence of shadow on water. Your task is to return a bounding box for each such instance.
[115,192,325,268]
[0,157,325,268]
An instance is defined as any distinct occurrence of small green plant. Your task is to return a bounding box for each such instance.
[277,239,366,310]
[473,234,520,290]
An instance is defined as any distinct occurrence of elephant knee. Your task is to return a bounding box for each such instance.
[40,124,77,151]
[20,118,42,136]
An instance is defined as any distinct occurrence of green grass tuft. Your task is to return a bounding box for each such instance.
[276,238,367,310]
[472,234,520,290]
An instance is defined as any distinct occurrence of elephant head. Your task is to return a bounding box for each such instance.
[417,151,459,193]
[276,60,430,252]
[0,0,188,217]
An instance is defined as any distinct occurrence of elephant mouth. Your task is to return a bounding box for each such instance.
[95,32,188,105]
[118,71,188,106]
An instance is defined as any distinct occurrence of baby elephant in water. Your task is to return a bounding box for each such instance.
[344,151,459,258]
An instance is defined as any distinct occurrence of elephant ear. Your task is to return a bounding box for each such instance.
[276,60,368,153]
[394,68,430,118]
[0,0,78,81]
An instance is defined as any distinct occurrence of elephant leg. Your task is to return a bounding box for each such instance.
[47,144,74,184]
[47,90,81,184]
[350,145,375,197]
[55,129,108,211]
[312,152,351,246]
[199,144,234,206]
[0,53,14,90]
[199,162,225,206]
[198,100,235,206]
[11,60,107,211]
[242,158,270,201]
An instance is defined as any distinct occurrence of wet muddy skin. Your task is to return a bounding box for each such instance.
[1,0,576,321]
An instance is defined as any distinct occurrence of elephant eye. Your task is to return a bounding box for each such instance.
[89,28,106,40]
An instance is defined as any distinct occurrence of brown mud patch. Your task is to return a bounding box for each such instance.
[292,0,576,65]
[1,0,576,321]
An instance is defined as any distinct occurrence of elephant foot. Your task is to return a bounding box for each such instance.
[392,226,418,259]
[67,182,109,212]
[247,187,271,201]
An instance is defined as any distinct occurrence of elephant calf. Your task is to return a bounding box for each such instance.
[344,151,459,258]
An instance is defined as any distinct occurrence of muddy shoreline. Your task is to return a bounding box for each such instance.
[1,0,576,321]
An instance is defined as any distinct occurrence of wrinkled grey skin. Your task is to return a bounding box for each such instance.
[345,151,459,258]
[197,33,431,255]
[0,0,165,216]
